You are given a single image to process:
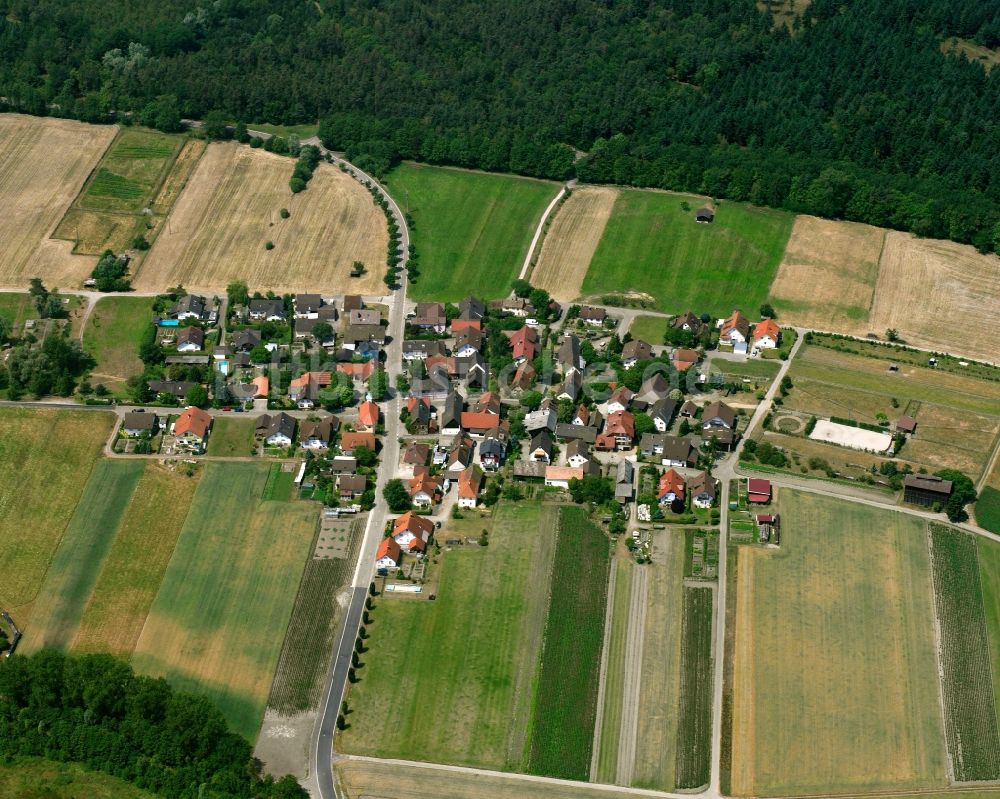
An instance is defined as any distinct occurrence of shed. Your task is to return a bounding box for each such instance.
[896,415,917,434]
[695,206,715,223]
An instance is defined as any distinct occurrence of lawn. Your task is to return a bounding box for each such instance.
[384,162,560,301]
[928,524,1000,780]
[595,558,634,784]
[206,417,256,457]
[339,500,559,770]
[82,296,155,392]
[978,487,1000,535]
[675,586,714,789]
[627,315,671,345]
[21,460,144,653]
[527,506,611,780]
[0,293,38,331]
[131,463,316,740]
[633,529,686,791]
[581,190,794,315]
[711,357,782,380]
[0,409,114,623]
[72,463,201,656]
[731,490,946,795]
[0,758,157,799]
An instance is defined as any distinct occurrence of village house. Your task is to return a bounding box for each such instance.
[148,380,197,401]
[673,311,702,334]
[340,430,376,455]
[579,305,607,326]
[512,362,537,391]
[555,422,597,444]
[544,465,585,489]
[375,537,402,572]
[450,316,481,335]
[640,433,697,467]
[506,325,539,364]
[751,319,781,353]
[404,397,432,432]
[689,471,716,508]
[615,459,634,503]
[299,416,339,450]
[680,400,698,418]
[494,296,532,317]
[170,294,209,321]
[604,410,636,449]
[256,412,296,447]
[289,371,332,409]
[525,405,558,433]
[410,301,447,332]
[557,334,584,374]
[719,310,751,352]
[402,442,430,467]
[122,410,159,438]
[558,371,581,402]
[458,295,486,321]
[248,298,286,322]
[342,295,364,313]
[342,324,385,357]
[338,474,367,500]
[357,400,380,432]
[330,456,357,474]
[337,361,375,383]
[348,309,381,327]
[409,467,442,507]
[176,326,204,353]
[649,398,678,432]
[445,435,475,478]
[566,438,593,469]
[393,512,435,555]
[454,327,484,358]
[173,406,212,451]
[232,329,261,352]
[439,391,464,435]
[294,294,324,319]
[702,400,736,431]
[479,436,506,471]
[672,348,700,372]
[622,339,653,368]
[606,386,634,414]
[528,429,553,463]
[458,464,485,508]
[658,468,686,507]
[572,405,591,426]
[403,339,448,361]
[461,411,501,437]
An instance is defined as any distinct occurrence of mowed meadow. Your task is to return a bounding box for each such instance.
[384,162,560,301]
[134,142,388,295]
[730,490,947,795]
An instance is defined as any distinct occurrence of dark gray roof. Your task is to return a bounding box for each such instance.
[529,428,553,455]
[904,475,952,494]
[123,410,158,431]
[557,334,581,368]
[343,323,385,344]
[555,422,597,443]
[233,329,261,350]
[147,380,196,399]
[171,294,207,318]
[249,298,286,318]
[650,398,678,423]
[513,460,547,478]
[403,340,447,358]
[458,296,485,320]
[440,391,464,428]
[295,294,323,313]
[257,412,296,440]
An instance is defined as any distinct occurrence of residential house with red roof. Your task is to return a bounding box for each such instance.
[375,537,402,571]
[751,319,781,353]
[358,400,380,431]
[719,310,751,348]
[457,464,485,508]
[604,411,635,449]
[658,468,686,507]
[173,407,212,452]
[506,325,539,365]
[393,512,435,554]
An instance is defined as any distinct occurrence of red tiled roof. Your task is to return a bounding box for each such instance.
[753,319,781,341]
[605,410,635,439]
[341,431,376,452]
[174,407,211,439]
[337,362,374,380]
[376,537,402,562]
[458,465,484,498]
[658,468,686,498]
[358,400,380,428]
[461,411,499,431]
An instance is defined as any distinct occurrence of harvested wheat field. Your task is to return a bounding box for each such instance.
[869,232,1000,362]
[532,187,617,301]
[134,143,386,295]
[769,216,885,333]
[0,115,115,287]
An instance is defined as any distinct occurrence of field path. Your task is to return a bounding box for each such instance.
[519,186,567,280]
[617,565,648,785]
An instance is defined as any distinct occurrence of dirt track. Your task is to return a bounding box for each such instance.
[616,565,647,785]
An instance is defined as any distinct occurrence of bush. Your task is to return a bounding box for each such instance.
[280,207,290,219]
[265,240,275,250]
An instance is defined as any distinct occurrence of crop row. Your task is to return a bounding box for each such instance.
[675,586,715,789]
[928,523,1000,781]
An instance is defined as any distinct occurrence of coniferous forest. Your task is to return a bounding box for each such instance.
[1,0,999,245]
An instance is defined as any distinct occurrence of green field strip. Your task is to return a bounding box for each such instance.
[527,506,611,780]
[339,501,558,770]
[582,189,793,315]
[131,462,316,740]
[674,586,714,789]
[385,162,560,301]
[928,524,1000,780]
[977,487,1000,535]
[23,460,144,652]
[595,558,634,784]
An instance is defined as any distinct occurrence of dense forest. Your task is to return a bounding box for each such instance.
[0,650,306,798]
[2,0,1000,250]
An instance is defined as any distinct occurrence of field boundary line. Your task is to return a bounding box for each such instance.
[590,558,618,781]
[519,186,567,281]
[924,524,955,783]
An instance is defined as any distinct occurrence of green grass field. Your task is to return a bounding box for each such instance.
[206,417,256,457]
[78,128,181,213]
[22,460,144,652]
[339,500,559,770]
[0,293,38,330]
[732,490,946,795]
[131,463,316,740]
[73,463,201,656]
[978,536,1000,738]
[527,506,610,780]
[628,315,671,345]
[0,410,113,621]
[83,296,155,390]
[711,357,782,380]
[0,758,156,799]
[675,586,714,789]
[595,558,633,783]
[581,190,793,315]
[928,524,1000,780]
[978,487,1000,534]
[385,162,560,301]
